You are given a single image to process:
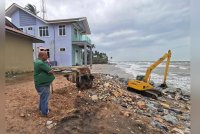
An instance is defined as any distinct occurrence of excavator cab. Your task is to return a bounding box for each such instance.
[127,50,172,99]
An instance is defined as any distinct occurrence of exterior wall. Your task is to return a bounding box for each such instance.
[54,23,72,66]
[25,19,73,66]
[31,19,73,66]
[5,32,34,73]
[19,9,36,26]
[33,20,56,63]
[11,9,20,27]
[72,45,83,66]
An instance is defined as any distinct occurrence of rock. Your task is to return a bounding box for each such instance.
[185,105,190,110]
[46,121,56,129]
[118,78,128,83]
[185,122,191,128]
[171,128,184,134]
[20,113,25,117]
[120,111,131,117]
[112,91,122,97]
[142,113,151,117]
[169,108,183,114]
[105,75,113,79]
[157,108,164,112]
[184,128,190,134]
[154,117,164,123]
[163,88,181,94]
[180,96,190,101]
[160,102,170,109]
[137,101,146,109]
[182,114,190,121]
[175,94,181,100]
[46,124,54,129]
[181,90,190,96]
[91,95,98,101]
[146,103,157,110]
[121,103,128,108]
[46,120,53,125]
[104,83,110,88]
[151,121,168,132]
[163,114,178,125]
[167,94,173,99]
[116,128,120,131]
[123,97,132,102]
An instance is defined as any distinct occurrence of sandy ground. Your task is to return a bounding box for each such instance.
[5,67,163,134]
[91,64,133,79]
[5,73,78,134]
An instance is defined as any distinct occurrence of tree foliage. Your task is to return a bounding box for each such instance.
[92,50,108,64]
[24,4,39,15]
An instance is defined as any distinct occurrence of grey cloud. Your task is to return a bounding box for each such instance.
[6,0,190,60]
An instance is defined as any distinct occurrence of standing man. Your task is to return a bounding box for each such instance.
[34,51,55,116]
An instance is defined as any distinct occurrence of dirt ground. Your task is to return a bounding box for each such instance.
[5,72,163,134]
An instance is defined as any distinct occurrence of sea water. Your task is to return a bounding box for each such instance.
[114,61,190,92]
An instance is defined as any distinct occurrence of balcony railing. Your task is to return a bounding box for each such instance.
[72,34,91,44]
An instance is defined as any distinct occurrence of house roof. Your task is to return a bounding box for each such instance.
[5,18,19,29]
[6,18,44,43]
[6,3,91,34]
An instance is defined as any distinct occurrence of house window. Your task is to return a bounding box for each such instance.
[39,26,49,37]
[28,27,32,30]
[58,25,66,36]
[60,48,65,51]
[19,28,23,31]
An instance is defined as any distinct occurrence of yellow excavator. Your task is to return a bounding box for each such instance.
[127,50,172,99]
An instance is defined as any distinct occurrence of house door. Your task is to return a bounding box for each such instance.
[75,50,78,65]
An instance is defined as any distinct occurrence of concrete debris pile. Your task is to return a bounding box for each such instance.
[88,73,191,134]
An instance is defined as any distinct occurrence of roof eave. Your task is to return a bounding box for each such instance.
[6,27,44,43]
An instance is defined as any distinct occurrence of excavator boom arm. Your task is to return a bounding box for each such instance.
[143,50,171,83]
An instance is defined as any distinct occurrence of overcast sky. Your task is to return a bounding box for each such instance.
[6,0,190,61]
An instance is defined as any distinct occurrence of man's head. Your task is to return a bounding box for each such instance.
[38,51,48,61]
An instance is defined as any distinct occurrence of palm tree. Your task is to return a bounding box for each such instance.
[91,44,95,49]
[24,4,39,15]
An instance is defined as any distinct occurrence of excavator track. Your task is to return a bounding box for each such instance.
[127,87,163,100]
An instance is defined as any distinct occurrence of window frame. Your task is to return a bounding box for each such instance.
[19,28,23,31]
[58,25,66,36]
[28,27,33,30]
[38,26,49,37]
[60,48,66,52]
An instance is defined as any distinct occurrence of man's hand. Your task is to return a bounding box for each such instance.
[48,69,55,74]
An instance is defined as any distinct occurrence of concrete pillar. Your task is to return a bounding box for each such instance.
[90,46,92,67]
[84,44,87,65]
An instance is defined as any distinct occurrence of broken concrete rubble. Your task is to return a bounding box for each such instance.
[89,73,191,133]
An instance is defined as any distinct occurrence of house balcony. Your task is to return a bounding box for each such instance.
[72,34,92,48]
